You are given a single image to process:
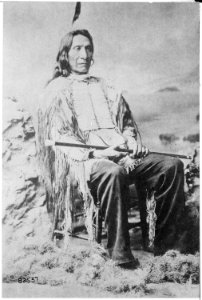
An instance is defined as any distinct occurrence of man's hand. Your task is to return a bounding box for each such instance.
[130,141,149,159]
[93,145,128,162]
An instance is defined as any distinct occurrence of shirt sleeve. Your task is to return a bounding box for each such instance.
[44,91,93,162]
[117,95,138,140]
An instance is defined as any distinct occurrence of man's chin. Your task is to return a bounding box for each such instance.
[77,65,91,74]
[73,69,90,75]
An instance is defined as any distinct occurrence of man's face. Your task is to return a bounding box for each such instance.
[68,34,93,74]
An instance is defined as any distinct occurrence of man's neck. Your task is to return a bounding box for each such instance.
[69,72,90,81]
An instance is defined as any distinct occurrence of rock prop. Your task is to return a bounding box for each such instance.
[185,149,199,195]
[3,97,51,274]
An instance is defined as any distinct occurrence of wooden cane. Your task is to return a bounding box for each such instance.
[45,139,192,159]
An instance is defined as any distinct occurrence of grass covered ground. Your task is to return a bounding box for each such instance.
[2,236,200,297]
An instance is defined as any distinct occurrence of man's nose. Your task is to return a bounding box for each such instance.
[79,48,88,59]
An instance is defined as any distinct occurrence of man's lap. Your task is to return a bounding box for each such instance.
[89,158,127,181]
[89,154,183,185]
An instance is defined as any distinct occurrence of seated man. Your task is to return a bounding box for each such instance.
[37,29,185,267]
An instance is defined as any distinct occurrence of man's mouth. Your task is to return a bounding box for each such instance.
[78,62,88,65]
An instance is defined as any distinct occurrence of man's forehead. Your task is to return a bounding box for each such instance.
[72,35,91,47]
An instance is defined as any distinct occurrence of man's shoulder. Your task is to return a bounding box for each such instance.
[46,77,69,92]
[38,77,69,111]
[45,75,122,100]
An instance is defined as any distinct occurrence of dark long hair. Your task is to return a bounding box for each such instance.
[46,29,94,85]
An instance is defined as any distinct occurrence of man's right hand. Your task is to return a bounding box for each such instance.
[93,145,128,162]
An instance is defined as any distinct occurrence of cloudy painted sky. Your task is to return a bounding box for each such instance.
[3,2,199,111]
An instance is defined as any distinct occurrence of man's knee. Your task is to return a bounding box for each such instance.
[170,158,184,170]
[164,157,184,175]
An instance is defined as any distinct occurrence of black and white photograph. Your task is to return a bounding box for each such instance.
[2,1,200,297]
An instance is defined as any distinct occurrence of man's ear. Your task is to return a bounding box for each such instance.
[91,58,94,66]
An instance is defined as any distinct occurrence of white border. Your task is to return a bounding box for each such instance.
[0,2,200,300]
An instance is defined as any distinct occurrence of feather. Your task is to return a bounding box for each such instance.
[72,2,81,25]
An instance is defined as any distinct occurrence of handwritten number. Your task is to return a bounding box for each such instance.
[17,276,38,283]
[18,277,22,283]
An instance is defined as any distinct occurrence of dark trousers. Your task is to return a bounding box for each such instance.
[88,154,185,262]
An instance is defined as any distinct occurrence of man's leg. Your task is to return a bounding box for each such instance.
[130,154,185,255]
[88,159,135,264]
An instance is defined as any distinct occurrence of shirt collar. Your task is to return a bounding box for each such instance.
[68,73,91,82]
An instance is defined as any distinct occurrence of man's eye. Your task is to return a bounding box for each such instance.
[74,46,81,51]
[86,46,93,52]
